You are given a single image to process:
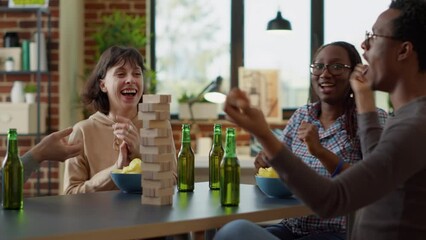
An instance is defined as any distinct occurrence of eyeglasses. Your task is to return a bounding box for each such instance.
[364,31,399,48]
[310,63,352,76]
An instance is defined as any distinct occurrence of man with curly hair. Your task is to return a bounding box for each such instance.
[216,0,426,239]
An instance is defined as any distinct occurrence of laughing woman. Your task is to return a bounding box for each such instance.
[251,41,388,240]
[63,46,177,194]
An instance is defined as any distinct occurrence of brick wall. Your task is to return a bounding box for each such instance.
[0,0,60,196]
[1,0,147,196]
[84,0,146,70]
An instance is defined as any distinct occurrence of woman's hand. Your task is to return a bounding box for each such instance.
[254,151,270,172]
[112,115,140,160]
[297,121,323,157]
[115,141,130,169]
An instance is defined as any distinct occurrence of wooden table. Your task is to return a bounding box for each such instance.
[0,182,312,240]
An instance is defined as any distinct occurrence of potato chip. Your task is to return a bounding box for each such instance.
[112,158,142,174]
[257,167,279,178]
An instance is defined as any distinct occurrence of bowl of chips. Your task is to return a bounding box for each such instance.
[111,158,142,194]
[255,167,292,198]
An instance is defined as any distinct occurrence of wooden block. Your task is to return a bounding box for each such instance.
[142,178,174,189]
[138,111,170,121]
[139,103,170,112]
[143,94,172,103]
[140,128,169,138]
[142,161,172,172]
[141,137,171,146]
[143,170,174,180]
[141,153,175,163]
[142,119,169,129]
[143,187,175,197]
[141,195,173,206]
[140,145,173,154]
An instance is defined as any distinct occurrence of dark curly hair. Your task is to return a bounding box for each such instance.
[389,0,426,72]
[81,46,146,114]
[311,41,362,140]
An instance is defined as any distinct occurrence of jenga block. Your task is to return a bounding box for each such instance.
[143,170,174,180]
[141,195,173,205]
[143,187,175,197]
[140,128,169,138]
[142,161,172,172]
[141,153,175,163]
[142,178,174,189]
[140,145,173,154]
[139,103,170,112]
[141,137,171,146]
[143,120,169,129]
[138,111,170,121]
[143,94,172,103]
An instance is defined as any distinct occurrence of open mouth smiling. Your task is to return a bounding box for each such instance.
[319,82,336,88]
[121,89,137,96]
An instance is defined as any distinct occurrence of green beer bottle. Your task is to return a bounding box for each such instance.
[220,128,240,206]
[1,128,24,210]
[209,124,224,190]
[177,124,195,192]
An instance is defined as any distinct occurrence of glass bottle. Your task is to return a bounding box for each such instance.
[209,124,224,190]
[3,32,20,48]
[177,124,195,192]
[5,57,15,72]
[220,128,240,206]
[2,128,24,210]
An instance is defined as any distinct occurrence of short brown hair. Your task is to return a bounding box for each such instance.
[81,45,146,114]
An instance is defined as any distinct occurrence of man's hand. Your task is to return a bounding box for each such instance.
[224,88,284,160]
[349,64,376,113]
[30,128,83,163]
[224,88,271,138]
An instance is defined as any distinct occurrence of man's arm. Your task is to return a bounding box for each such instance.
[21,128,82,183]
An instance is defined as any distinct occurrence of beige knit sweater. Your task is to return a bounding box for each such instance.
[63,111,177,194]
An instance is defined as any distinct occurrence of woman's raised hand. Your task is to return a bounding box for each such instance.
[112,115,140,160]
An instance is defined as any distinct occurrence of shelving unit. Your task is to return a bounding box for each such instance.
[0,7,52,195]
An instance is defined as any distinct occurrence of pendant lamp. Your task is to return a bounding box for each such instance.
[267,11,292,31]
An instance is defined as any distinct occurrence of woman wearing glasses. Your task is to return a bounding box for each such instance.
[252,41,388,240]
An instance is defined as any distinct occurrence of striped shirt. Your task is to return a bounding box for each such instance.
[280,102,388,236]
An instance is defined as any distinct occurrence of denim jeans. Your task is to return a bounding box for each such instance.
[214,220,345,240]
[266,222,345,240]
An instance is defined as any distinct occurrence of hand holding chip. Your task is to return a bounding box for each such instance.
[112,158,142,174]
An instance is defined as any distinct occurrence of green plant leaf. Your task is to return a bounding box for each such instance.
[24,83,37,93]
[91,11,148,59]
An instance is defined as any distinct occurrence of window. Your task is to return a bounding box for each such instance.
[244,0,311,109]
[154,0,392,115]
[324,0,391,112]
[155,0,231,113]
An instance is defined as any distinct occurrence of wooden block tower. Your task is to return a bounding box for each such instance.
[139,94,175,205]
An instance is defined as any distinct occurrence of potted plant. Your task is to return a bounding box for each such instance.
[178,92,219,120]
[24,82,37,103]
[91,11,157,94]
